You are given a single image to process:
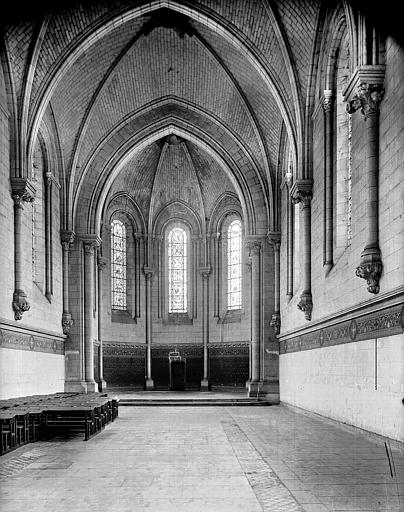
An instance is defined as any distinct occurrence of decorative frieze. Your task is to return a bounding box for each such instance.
[279,303,403,354]
[0,328,64,355]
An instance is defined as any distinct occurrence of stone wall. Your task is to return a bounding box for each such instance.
[280,331,404,441]
[0,324,65,399]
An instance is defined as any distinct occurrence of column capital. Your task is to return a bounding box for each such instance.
[322,89,334,112]
[143,265,154,280]
[346,83,384,117]
[60,230,75,250]
[80,234,101,254]
[11,177,36,207]
[199,265,211,280]
[290,179,312,206]
[267,231,281,250]
[245,236,263,255]
[97,256,108,271]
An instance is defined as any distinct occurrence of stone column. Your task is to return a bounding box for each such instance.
[135,234,142,319]
[291,180,313,321]
[82,235,101,392]
[245,239,262,396]
[286,182,294,300]
[44,172,53,300]
[213,232,220,317]
[192,237,199,318]
[97,255,107,391]
[143,266,154,390]
[323,90,334,274]
[61,230,75,335]
[347,83,384,293]
[245,257,252,384]
[200,266,211,391]
[268,232,281,334]
[11,178,35,321]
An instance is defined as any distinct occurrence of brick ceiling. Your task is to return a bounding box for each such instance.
[2,0,323,234]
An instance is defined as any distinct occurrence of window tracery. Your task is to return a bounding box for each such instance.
[168,227,187,313]
[111,219,127,310]
[227,219,242,310]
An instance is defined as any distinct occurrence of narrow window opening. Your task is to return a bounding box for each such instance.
[111,219,127,310]
[168,227,187,313]
[227,219,242,310]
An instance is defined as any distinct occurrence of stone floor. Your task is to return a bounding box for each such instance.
[0,400,403,511]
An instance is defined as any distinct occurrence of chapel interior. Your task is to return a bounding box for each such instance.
[0,1,403,505]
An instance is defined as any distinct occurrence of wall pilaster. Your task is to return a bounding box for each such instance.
[347,81,384,293]
[291,180,313,320]
[82,234,101,392]
[143,265,154,390]
[11,178,36,321]
[200,265,211,391]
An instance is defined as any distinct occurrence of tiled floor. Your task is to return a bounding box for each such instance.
[1,401,403,511]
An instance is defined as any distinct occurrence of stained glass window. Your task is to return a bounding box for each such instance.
[227,219,242,310]
[111,219,126,310]
[168,227,187,313]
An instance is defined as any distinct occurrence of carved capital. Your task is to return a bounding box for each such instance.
[290,180,312,207]
[269,313,281,334]
[60,230,75,251]
[143,266,154,280]
[346,83,384,118]
[61,312,74,335]
[245,238,262,256]
[268,231,281,251]
[97,256,108,271]
[322,90,334,113]
[12,289,30,321]
[297,292,313,321]
[81,234,101,255]
[199,266,211,280]
[11,177,36,205]
[11,178,36,209]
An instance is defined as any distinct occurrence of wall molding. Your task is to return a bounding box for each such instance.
[279,286,403,340]
[279,301,404,355]
[0,324,65,355]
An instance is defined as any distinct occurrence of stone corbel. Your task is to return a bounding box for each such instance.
[355,260,383,294]
[12,290,30,320]
[297,292,313,321]
[61,312,74,336]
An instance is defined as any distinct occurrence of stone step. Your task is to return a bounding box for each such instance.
[118,399,269,406]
